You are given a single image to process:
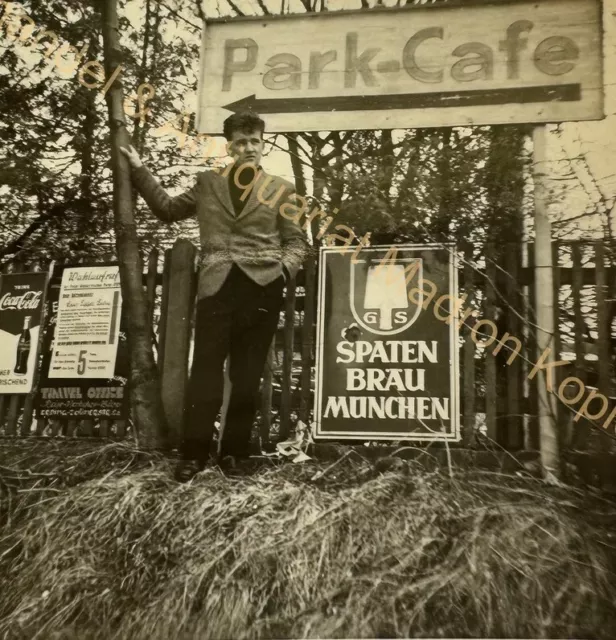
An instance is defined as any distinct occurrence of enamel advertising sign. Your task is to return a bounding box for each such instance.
[314,244,460,441]
[0,272,49,394]
[197,0,602,133]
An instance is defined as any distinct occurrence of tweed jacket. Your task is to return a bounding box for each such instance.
[132,164,308,298]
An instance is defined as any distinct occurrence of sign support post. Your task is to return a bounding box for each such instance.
[532,125,560,476]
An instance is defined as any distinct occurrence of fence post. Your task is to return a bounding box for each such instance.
[159,240,196,447]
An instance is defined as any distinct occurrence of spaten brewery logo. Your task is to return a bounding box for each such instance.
[350,254,423,336]
[0,291,42,311]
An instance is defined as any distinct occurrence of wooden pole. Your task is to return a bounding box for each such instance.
[532,125,560,477]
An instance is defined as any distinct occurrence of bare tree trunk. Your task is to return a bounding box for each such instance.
[101,0,166,449]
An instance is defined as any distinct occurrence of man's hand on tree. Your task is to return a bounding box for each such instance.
[119,145,143,169]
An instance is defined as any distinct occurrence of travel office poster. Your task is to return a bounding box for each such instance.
[36,265,130,419]
[0,272,50,394]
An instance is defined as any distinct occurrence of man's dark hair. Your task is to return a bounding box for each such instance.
[223,111,265,141]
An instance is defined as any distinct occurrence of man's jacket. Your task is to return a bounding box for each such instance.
[132,164,308,298]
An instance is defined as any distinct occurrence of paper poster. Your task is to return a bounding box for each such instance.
[36,267,129,419]
[48,266,122,379]
[0,272,48,394]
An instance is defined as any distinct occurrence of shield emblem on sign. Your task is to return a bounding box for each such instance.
[350,256,424,336]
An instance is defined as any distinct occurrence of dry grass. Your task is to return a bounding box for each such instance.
[0,441,615,639]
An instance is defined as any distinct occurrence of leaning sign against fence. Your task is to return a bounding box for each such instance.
[36,266,129,419]
[197,0,602,133]
[314,245,460,441]
[0,272,49,394]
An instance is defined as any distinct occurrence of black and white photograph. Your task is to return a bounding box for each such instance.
[0,0,615,638]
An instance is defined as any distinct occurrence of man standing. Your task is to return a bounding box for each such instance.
[121,112,307,480]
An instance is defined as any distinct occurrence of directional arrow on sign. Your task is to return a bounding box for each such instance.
[223,84,581,114]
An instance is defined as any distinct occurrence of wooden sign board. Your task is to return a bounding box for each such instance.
[196,0,603,134]
[314,245,460,441]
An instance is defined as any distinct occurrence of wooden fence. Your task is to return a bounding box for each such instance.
[0,239,614,453]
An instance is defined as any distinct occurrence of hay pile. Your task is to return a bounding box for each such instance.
[0,443,615,639]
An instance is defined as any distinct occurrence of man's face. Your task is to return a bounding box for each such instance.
[227,128,265,168]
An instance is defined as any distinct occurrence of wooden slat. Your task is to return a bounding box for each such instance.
[551,242,564,440]
[159,240,197,447]
[66,419,79,437]
[260,339,275,448]
[570,244,589,449]
[462,248,476,446]
[484,250,498,442]
[115,420,127,438]
[49,419,62,436]
[299,254,316,426]
[157,248,172,374]
[81,418,94,436]
[593,242,614,451]
[5,395,23,436]
[572,244,586,376]
[526,242,539,449]
[505,243,524,449]
[35,418,46,435]
[279,275,297,441]
[99,418,110,438]
[145,248,159,326]
[595,242,611,397]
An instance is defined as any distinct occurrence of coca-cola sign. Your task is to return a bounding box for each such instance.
[0,271,49,395]
[0,291,42,311]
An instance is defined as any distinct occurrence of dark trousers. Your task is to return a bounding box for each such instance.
[182,265,284,462]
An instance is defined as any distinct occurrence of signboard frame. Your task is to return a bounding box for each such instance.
[0,269,52,395]
[313,243,461,442]
[196,0,604,134]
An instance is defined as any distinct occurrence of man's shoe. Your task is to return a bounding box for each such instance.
[217,454,260,475]
[174,458,205,482]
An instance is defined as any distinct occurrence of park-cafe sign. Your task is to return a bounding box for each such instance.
[197,0,602,133]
